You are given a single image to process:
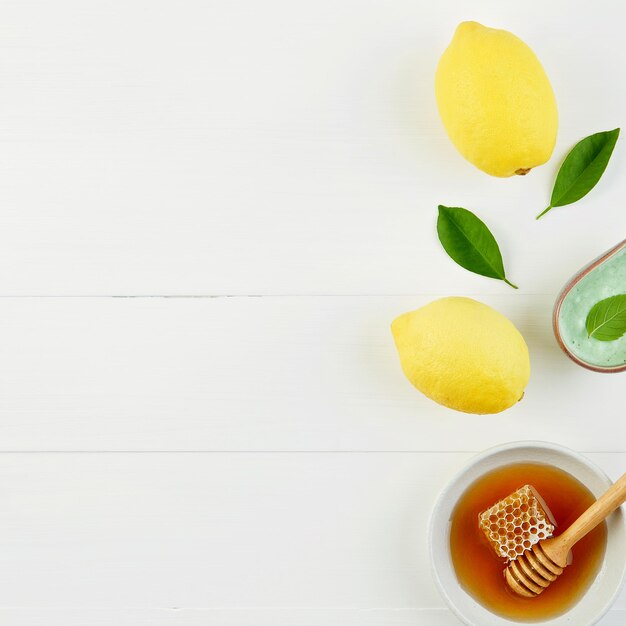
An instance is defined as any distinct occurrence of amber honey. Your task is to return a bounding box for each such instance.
[450,463,607,622]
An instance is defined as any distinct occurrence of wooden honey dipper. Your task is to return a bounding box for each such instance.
[505,473,626,598]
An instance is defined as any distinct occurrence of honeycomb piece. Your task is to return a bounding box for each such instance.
[478,485,556,561]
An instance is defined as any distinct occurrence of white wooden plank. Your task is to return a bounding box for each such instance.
[0,609,623,626]
[0,0,624,295]
[0,452,452,610]
[0,295,623,451]
[0,452,623,620]
[0,609,460,626]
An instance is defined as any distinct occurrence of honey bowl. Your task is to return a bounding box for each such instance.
[429,442,626,625]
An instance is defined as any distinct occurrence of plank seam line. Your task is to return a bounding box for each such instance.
[0,450,622,454]
[0,606,623,612]
[0,293,555,299]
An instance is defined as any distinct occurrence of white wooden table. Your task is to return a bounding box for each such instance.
[1,0,625,623]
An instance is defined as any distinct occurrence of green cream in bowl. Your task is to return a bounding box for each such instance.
[554,240,626,372]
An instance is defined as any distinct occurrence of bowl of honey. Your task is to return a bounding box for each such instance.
[429,441,626,624]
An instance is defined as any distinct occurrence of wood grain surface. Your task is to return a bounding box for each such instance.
[1,0,624,623]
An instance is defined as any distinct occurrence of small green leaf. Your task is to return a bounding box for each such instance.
[537,128,620,219]
[585,294,626,341]
[437,205,518,289]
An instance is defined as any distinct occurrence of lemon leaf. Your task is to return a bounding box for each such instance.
[537,128,620,219]
[437,206,518,289]
[585,294,626,341]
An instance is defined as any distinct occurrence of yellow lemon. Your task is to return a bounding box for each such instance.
[435,21,558,177]
[391,297,530,414]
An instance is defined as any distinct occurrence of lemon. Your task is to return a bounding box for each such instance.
[391,297,530,414]
[435,21,558,177]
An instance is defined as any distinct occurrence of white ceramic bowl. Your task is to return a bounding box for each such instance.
[429,441,626,625]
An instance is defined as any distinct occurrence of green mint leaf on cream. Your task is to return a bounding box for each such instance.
[586,294,626,342]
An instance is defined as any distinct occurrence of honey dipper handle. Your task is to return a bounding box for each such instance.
[561,473,626,549]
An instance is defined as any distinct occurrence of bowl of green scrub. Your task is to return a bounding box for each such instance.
[553,239,626,373]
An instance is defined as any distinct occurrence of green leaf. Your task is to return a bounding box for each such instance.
[537,128,620,219]
[585,294,626,341]
[436,205,518,289]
